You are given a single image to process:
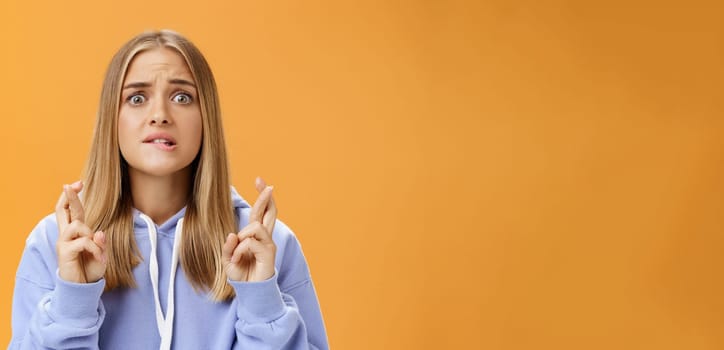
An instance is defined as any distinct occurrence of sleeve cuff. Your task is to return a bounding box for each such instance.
[229,269,286,324]
[47,270,106,328]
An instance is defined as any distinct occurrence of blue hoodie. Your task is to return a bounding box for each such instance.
[10,187,328,349]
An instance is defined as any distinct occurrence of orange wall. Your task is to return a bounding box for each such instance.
[1,1,722,349]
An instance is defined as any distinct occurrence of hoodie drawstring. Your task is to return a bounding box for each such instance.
[141,214,183,350]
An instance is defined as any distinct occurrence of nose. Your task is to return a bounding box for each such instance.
[149,99,172,126]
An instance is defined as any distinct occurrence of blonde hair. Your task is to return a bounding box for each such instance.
[82,30,236,301]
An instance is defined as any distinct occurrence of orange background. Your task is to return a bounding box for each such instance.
[1,0,722,349]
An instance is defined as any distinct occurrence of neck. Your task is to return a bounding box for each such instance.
[129,166,193,224]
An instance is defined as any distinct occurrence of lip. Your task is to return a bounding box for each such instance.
[142,132,178,151]
[146,142,177,151]
[142,132,177,145]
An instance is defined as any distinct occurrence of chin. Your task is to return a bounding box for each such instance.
[129,161,195,179]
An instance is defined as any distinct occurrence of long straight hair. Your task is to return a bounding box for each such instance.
[82,30,236,301]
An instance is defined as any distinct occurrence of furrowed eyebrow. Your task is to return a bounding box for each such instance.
[123,82,151,89]
[169,79,196,88]
[122,79,196,90]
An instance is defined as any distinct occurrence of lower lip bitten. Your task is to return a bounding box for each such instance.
[145,142,177,151]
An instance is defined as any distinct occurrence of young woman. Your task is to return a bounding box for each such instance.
[10,30,328,349]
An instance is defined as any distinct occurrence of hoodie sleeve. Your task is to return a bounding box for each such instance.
[10,217,106,350]
[228,221,329,350]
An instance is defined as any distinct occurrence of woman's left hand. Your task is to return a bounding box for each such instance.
[222,177,278,282]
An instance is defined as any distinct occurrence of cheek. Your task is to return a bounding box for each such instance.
[117,111,138,155]
[194,119,203,146]
[185,112,203,150]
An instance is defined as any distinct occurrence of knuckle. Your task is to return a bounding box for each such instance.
[62,224,76,236]
[64,222,80,235]
[72,220,89,230]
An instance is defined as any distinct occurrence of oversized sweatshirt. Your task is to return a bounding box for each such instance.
[10,187,328,349]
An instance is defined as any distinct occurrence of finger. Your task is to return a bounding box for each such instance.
[254,178,277,233]
[68,236,104,263]
[237,221,271,243]
[55,188,70,235]
[93,231,106,251]
[60,220,94,242]
[249,186,273,224]
[64,236,90,254]
[70,180,84,193]
[222,233,238,263]
[64,184,85,223]
[84,238,104,263]
[230,236,252,263]
[65,236,101,260]
[242,236,268,257]
[262,188,277,234]
[255,177,267,193]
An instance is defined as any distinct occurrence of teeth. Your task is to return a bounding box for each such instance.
[151,139,172,145]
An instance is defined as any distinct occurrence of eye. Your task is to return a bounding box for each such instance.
[173,92,193,104]
[127,94,145,105]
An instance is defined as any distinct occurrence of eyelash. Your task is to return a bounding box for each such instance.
[125,91,194,105]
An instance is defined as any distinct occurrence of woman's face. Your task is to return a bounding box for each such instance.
[118,48,202,179]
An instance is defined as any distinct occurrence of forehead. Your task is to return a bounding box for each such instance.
[123,47,194,82]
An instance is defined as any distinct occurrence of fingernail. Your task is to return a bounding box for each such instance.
[72,180,81,186]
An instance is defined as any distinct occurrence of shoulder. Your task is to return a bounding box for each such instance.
[24,213,60,249]
[16,214,60,288]
[271,219,313,292]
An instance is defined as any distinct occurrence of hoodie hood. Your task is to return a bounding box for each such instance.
[132,186,251,236]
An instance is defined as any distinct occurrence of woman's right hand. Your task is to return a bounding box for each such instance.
[54,181,107,283]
